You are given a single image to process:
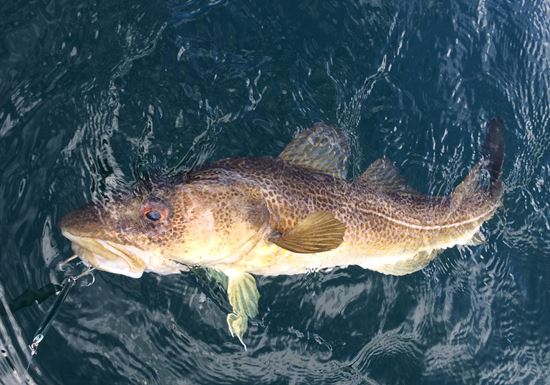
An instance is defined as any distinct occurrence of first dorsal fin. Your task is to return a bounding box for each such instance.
[268,211,346,253]
[356,157,416,194]
[279,123,350,179]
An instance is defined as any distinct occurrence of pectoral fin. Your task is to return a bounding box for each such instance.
[268,211,346,253]
[225,271,260,350]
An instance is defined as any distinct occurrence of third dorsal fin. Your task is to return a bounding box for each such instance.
[356,157,416,193]
[279,123,350,179]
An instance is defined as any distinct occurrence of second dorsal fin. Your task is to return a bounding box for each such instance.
[356,157,416,193]
[279,123,350,179]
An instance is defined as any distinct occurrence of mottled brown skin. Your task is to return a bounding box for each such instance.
[60,154,501,277]
[61,118,505,279]
[193,157,501,275]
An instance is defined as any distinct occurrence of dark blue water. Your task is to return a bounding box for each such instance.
[1,0,549,384]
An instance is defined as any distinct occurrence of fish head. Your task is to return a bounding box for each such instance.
[59,182,178,278]
[59,173,268,278]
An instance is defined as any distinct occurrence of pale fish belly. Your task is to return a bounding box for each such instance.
[228,225,483,277]
[227,240,419,276]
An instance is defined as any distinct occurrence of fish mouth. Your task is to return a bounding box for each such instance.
[62,230,150,279]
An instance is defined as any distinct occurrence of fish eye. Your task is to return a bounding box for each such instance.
[145,210,161,221]
[141,198,170,223]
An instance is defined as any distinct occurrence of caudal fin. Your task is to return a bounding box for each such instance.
[482,117,505,188]
[453,118,505,201]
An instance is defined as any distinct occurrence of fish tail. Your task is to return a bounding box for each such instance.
[453,117,505,202]
[482,117,505,197]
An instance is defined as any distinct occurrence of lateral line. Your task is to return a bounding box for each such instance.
[356,206,497,230]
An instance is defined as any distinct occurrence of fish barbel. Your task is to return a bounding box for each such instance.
[59,118,504,346]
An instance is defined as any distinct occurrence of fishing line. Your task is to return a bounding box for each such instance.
[0,255,96,367]
[27,266,95,358]
[0,256,82,316]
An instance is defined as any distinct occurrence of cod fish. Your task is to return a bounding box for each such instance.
[60,118,504,347]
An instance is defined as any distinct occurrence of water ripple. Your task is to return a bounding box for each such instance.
[1,0,549,384]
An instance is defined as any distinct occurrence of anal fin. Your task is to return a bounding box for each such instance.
[465,230,486,246]
[376,249,439,276]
